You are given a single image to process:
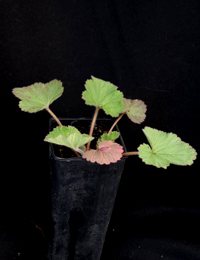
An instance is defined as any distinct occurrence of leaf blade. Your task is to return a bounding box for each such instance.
[138,127,197,169]
[83,140,124,165]
[12,79,64,113]
[97,131,120,145]
[44,126,94,152]
[82,76,124,117]
[122,98,147,124]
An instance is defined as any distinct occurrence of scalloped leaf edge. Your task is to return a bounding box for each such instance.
[83,140,124,165]
[138,127,197,169]
[122,98,147,124]
[97,131,120,146]
[12,79,64,113]
[44,126,94,153]
[82,76,124,117]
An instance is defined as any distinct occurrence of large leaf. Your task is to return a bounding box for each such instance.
[44,126,94,154]
[122,98,147,124]
[138,127,197,169]
[82,76,124,117]
[97,131,120,145]
[12,79,63,113]
[83,141,124,165]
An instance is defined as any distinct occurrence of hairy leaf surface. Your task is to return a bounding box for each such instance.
[44,126,94,153]
[83,140,124,165]
[82,76,124,117]
[138,127,197,169]
[122,98,147,124]
[12,79,63,113]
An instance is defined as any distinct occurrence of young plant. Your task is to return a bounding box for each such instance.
[12,76,197,168]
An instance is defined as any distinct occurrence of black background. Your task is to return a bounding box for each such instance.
[0,0,200,259]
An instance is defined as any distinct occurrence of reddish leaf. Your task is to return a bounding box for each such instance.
[82,141,124,165]
[122,98,147,124]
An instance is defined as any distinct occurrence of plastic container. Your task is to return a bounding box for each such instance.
[48,118,127,260]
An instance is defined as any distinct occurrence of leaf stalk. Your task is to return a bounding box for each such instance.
[87,106,100,151]
[45,106,62,126]
[75,148,84,156]
[122,151,138,156]
[108,112,125,135]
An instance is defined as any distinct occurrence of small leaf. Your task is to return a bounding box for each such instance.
[44,126,94,153]
[138,127,197,169]
[97,131,120,145]
[83,141,124,165]
[82,76,124,117]
[12,79,63,113]
[122,98,147,124]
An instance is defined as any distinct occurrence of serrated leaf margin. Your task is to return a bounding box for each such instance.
[122,98,147,124]
[44,126,94,151]
[138,127,197,169]
[12,79,64,113]
[82,76,124,117]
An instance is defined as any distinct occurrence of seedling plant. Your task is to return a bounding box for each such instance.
[12,76,197,168]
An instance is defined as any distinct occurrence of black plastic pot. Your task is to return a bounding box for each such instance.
[48,118,127,260]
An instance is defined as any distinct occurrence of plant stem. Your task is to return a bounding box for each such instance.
[86,106,100,151]
[74,150,81,157]
[45,106,62,126]
[122,151,138,156]
[108,112,125,135]
[46,106,80,157]
[75,148,84,156]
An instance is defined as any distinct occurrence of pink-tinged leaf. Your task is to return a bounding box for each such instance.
[122,98,147,124]
[82,141,124,165]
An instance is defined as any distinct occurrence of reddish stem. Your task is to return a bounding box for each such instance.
[122,151,138,156]
[45,106,62,126]
[86,107,100,151]
[108,112,125,135]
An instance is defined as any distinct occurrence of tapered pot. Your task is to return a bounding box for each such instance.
[48,118,127,260]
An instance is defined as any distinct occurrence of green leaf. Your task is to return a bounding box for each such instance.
[82,76,124,117]
[12,79,63,113]
[138,127,197,169]
[44,126,94,153]
[122,98,147,124]
[97,131,120,145]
